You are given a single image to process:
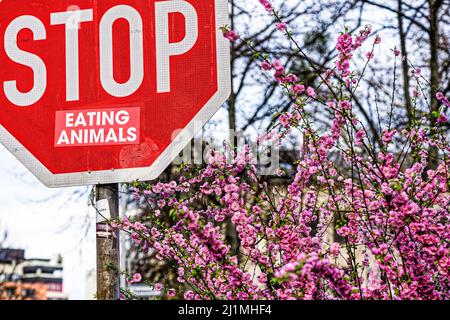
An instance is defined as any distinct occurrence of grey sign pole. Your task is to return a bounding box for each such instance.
[95,183,120,300]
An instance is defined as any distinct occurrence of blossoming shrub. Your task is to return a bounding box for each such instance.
[114,1,450,300]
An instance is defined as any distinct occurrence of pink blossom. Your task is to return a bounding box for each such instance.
[258,0,273,12]
[223,30,238,42]
[330,243,341,257]
[306,87,316,98]
[437,114,448,124]
[374,35,381,44]
[276,22,287,32]
[261,61,272,71]
[340,100,352,110]
[382,129,397,144]
[436,92,450,108]
[279,113,292,128]
[224,184,239,193]
[355,129,366,145]
[168,289,177,297]
[129,273,142,284]
[292,84,305,95]
[413,68,422,77]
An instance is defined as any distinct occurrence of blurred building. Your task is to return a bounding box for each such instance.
[0,248,68,300]
[0,248,24,282]
[0,282,47,300]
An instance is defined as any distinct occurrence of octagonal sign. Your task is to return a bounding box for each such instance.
[0,0,230,187]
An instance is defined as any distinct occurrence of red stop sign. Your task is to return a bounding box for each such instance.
[0,0,230,187]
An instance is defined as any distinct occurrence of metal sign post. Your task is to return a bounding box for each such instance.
[95,183,120,300]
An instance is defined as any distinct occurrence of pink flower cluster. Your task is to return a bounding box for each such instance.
[223,30,239,42]
[436,92,450,108]
[336,25,373,80]
[258,0,273,12]
[116,3,450,301]
[276,22,287,32]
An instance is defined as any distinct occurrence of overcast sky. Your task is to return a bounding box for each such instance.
[0,145,95,299]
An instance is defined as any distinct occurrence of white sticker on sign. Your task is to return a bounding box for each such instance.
[96,199,111,223]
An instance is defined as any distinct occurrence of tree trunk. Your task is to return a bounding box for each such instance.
[428,0,441,117]
[397,0,413,125]
[428,0,442,168]
[226,0,240,259]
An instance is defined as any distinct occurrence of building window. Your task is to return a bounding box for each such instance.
[48,283,62,292]
[22,289,36,298]
[6,287,16,297]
